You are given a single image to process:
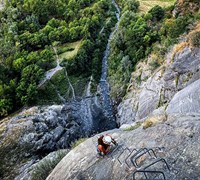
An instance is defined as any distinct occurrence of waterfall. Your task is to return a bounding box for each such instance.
[99,0,120,121]
[100,0,120,81]
[53,47,61,68]
[80,99,93,134]
[64,69,76,100]
[86,76,92,97]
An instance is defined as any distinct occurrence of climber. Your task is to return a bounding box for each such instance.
[97,134,117,156]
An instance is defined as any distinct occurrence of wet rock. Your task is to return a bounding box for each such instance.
[57,135,69,149]
[46,140,56,151]
[58,117,66,127]
[34,139,44,151]
[45,115,57,128]
[35,122,48,133]
[42,133,52,144]
[1,96,114,156]
[51,126,65,141]
[22,133,37,143]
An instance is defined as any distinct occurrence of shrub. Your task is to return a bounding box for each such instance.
[71,138,88,149]
[123,122,142,131]
[162,16,189,38]
[149,60,160,71]
[190,31,200,47]
[143,119,153,129]
[142,115,166,129]
[149,5,165,21]
[31,150,68,180]
[135,73,142,85]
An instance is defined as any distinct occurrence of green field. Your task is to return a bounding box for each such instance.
[58,40,82,60]
[138,0,176,13]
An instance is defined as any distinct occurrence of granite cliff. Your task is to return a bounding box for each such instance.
[0,0,200,179]
[47,17,200,180]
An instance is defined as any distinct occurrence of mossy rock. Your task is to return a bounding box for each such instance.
[142,115,167,129]
[37,69,90,105]
[0,125,33,180]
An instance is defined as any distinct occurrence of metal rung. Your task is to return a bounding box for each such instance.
[130,148,152,167]
[125,148,138,168]
[133,170,166,180]
[144,158,170,171]
[109,144,124,159]
[117,147,132,165]
[134,148,157,167]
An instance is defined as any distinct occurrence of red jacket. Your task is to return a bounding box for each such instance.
[98,135,116,155]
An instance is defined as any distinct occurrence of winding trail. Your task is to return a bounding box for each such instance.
[0,0,4,10]
[100,0,120,121]
[38,46,76,100]
[38,47,63,87]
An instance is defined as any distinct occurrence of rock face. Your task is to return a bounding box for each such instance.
[0,96,117,179]
[173,0,200,17]
[47,114,200,180]
[1,97,116,155]
[166,79,200,115]
[117,46,200,125]
[45,43,200,179]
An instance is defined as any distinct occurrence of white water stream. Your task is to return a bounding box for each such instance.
[64,69,76,100]
[86,76,92,97]
[100,0,120,81]
[38,46,76,100]
[100,0,120,120]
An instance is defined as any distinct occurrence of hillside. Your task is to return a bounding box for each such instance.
[0,0,200,179]
[0,0,117,117]
[138,0,176,13]
[108,0,200,106]
[47,15,200,178]
[48,0,200,179]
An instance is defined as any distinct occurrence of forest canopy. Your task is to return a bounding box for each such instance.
[0,0,116,117]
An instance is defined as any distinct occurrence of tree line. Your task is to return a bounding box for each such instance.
[108,0,199,104]
[0,0,117,117]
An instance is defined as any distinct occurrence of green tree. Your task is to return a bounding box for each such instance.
[16,64,44,105]
[149,5,165,21]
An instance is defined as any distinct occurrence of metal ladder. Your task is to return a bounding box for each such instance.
[107,145,171,180]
